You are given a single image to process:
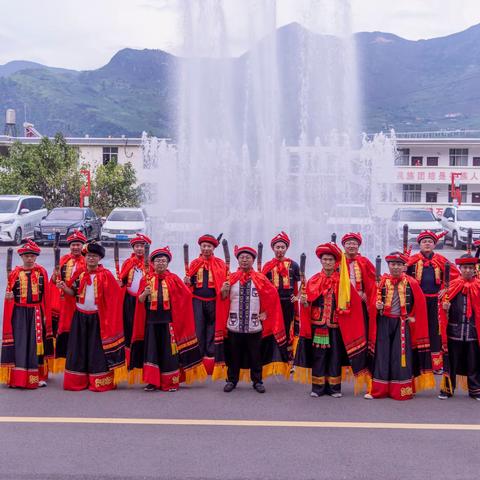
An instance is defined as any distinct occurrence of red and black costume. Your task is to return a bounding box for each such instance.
[406,230,459,371]
[294,242,369,395]
[341,232,376,333]
[439,256,480,399]
[1,241,54,388]
[369,252,434,400]
[213,246,289,385]
[119,234,151,364]
[49,230,86,356]
[262,232,300,357]
[129,247,206,390]
[187,234,227,374]
[56,242,126,391]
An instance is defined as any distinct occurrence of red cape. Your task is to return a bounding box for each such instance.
[346,254,377,301]
[407,252,459,285]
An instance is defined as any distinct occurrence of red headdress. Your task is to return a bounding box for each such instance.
[416,230,447,245]
[66,229,87,245]
[270,231,290,249]
[150,246,172,262]
[234,245,257,259]
[17,239,41,256]
[130,233,152,247]
[341,232,362,246]
[315,242,342,261]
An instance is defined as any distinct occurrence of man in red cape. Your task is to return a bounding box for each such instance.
[367,251,434,401]
[407,230,459,372]
[56,242,126,391]
[262,232,300,359]
[50,230,87,370]
[341,232,376,332]
[118,233,151,364]
[1,240,53,388]
[293,242,369,397]
[216,245,289,393]
[438,254,480,400]
[185,234,227,374]
[129,246,206,391]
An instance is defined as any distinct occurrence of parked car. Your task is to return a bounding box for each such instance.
[389,208,444,248]
[441,205,480,249]
[0,195,47,245]
[101,207,150,243]
[34,207,102,245]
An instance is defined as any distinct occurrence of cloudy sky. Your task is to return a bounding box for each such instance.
[1,0,479,70]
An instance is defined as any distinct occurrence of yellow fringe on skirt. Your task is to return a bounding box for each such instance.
[50,357,66,374]
[184,363,208,384]
[0,365,12,384]
[113,364,128,385]
[212,363,227,381]
[414,372,436,393]
[127,368,144,385]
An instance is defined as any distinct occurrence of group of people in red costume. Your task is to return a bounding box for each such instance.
[2,227,480,402]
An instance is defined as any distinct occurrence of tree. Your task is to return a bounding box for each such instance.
[0,134,83,209]
[90,161,141,217]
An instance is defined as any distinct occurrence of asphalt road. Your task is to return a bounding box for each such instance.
[1,245,479,480]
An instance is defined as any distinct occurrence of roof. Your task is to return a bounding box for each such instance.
[0,135,146,147]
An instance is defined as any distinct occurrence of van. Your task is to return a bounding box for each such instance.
[0,195,48,245]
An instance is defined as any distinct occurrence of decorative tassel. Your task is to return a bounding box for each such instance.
[313,326,330,348]
[401,353,406,368]
[169,324,177,355]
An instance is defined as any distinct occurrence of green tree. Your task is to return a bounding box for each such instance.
[91,161,141,217]
[0,134,83,209]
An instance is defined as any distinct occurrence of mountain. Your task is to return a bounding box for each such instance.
[1,23,480,137]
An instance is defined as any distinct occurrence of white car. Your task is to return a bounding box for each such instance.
[390,208,444,248]
[0,195,47,245]
[101,208,150,243]
[441,205,480,249]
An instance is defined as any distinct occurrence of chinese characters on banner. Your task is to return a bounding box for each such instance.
[396,170,480,182]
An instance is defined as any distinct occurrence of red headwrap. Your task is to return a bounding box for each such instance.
[66,229,87,245]
[270,231,290,249]
[416,230,447,245]
[234,245,257,259]
[341,232,362,246]
[198,235,219,248]
[455,256,479,266]
[150,246,172,262]
[385,252,409,264]
[130,233,152,247]
[18,239,41,256]
[315,242,342,261]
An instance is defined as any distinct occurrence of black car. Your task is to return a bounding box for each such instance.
[34,207,102,245]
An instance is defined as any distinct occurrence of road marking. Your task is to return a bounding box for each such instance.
[0,416,479,430]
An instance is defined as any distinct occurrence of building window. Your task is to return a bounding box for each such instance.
[473,157,480,167]
[288,153,300,174]
[426,157,439,166]
[102,147,118,165]
[449,148,468,166]
[411,156,423,166]
[395,148,409,166]
[472,193,480,204]
[448,184,467,203]
[403,184,421,202]
[426,192,438,203]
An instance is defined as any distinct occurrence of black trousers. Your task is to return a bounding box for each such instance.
[280,298,295,343]
[193,298,216,358]
[123,292,137,349]
[311,327,346,395]
[444,339,480,398]
[373,316,413,383]
[426,296,442,359]
[226,331,262,385]
[65,311,109,375]
[144,322,179,374]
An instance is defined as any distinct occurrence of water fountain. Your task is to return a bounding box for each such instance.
[142,0,397,270]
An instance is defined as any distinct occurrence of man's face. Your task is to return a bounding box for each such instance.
[460,264,476,280]
[69,242,83,257]
[344,240,360,256]
[320,254,336,272]
[153,256,169,273]
[420,238,435,254]
[200,242,214,258]
[85,253,101,269]
[133,243,145,257]
[21,253,37,269]
[273,242,287,259]
[388,261,404,277]
[238,253,254,270]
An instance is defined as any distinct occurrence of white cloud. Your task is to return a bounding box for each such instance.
[0,0,479,69]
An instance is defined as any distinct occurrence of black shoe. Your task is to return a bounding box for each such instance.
[224,382,236,393]
[144,384,156,392]
[253,383,266,394]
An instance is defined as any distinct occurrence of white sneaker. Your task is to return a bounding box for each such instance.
[438,393,449,400]
[364,393,373,400]
[330,392,343,398]
[310,391,319,398]
[38,381,47,388]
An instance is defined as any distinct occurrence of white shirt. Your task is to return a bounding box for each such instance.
[228,280,262,333]
[127,267,142,296]
[76,274,97,312]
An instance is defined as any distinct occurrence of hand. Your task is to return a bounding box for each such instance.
[184,276,191,286]
[360,292,367,302]
[300,294,308,306]
[57,281,67,291]
[438,288,446,298]
[51,271,57,284]
[117,279,123,287]
[5,291,13,300]
[376,301,384,310]
[144,286,152,297]
[290,294,298,303]
[259,312,267,322]
[407,317,415,323]
[442,302,451,311]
